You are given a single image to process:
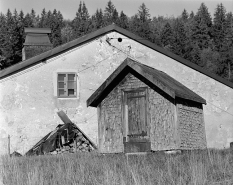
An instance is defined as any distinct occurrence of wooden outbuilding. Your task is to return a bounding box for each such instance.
[87,58,207,153]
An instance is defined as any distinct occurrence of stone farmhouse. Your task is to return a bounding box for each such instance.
[0,24,232,155]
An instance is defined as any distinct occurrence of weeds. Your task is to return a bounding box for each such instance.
[1,149,233,185]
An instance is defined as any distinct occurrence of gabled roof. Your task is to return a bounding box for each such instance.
[0,24,232,90]
[87,58,206,107]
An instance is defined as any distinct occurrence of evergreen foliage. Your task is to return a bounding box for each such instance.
[160,22,174,51]
[0,2,232,82]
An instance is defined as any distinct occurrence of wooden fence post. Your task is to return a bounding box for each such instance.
[74,137,77,153]
[8,135,10,156]
[230,142,233,155]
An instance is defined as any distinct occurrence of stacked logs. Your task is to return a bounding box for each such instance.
[50,132,95,155]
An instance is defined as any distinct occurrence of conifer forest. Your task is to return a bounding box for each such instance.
[0,1,232,82]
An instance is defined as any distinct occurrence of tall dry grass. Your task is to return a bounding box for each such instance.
[1,149,233,185]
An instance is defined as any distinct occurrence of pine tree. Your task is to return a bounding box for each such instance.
[24,13,33,27]
[172,18,188,57]
[0,13,7,69]
[181,9,189,21]
[72,2,91,38]
[189,11,194,19]
[0,9,22,68]
[212,3,227,52]
[80,2,91,34]
[50,9,63,47]
[221,12,233,80]
[104,0,117,25]
[112,9,119,24]
[61,21,73,43]
[96,9,104,29]
[129,3,152,40]
[191,3,212,50]
[39,8,47,28]
[118,11,128,29]
[160,22,174,51]
[138,3,150,22]
[30,9,39,27]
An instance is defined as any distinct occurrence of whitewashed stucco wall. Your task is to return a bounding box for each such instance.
[0,32,232,155]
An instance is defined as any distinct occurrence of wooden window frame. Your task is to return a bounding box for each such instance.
[57,72,77,98]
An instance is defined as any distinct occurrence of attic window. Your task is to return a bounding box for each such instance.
[57,73,77,98]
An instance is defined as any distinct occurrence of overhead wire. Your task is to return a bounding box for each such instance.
[78,50,121,73]
[106,39,233,118]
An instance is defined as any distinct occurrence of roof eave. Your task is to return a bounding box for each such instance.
[0,24,118,81]
[0,24,232,90]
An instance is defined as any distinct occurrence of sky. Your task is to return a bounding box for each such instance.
[0,0,233,20]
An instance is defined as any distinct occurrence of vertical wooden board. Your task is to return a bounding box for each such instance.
[174,103,180,148]
[97,105,101,151]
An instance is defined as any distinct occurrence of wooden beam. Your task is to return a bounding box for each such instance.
[8,135,10,156]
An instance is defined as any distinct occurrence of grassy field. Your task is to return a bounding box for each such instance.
[1,149,233,185]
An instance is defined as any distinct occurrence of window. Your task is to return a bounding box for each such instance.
[57,73,77,98]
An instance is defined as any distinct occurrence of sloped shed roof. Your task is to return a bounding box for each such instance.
[24,34,52,46]
[24,28,52,46]
[87,58,206,107]
[0,24,232,91]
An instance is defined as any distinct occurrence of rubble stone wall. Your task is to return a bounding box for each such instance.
[98,73,177,153]
[177,101,207,149]
[23,45,53,60]
[149,88,177,151]
[98,73,147,153]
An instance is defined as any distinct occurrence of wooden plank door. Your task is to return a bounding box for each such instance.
[125,88,148,142]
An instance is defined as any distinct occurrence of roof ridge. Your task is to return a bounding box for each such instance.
[0,24,232,90]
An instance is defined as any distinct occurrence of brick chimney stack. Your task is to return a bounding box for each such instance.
[22,28,53,61]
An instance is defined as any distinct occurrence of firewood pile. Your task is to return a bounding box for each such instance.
[50,132,95,155]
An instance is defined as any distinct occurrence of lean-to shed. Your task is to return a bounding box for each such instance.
[87,58,207,153]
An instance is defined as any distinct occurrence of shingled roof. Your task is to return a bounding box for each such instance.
[87,58,206,107]
[0,24,232,90]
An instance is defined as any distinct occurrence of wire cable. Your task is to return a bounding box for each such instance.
[78,50,121,73]
[107,41,233,118]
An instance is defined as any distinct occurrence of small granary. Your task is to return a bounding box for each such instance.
[87,58,207,153]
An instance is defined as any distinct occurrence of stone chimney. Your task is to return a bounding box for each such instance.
[22,28,53,61]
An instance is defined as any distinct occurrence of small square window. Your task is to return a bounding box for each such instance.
[57,73,77,98]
